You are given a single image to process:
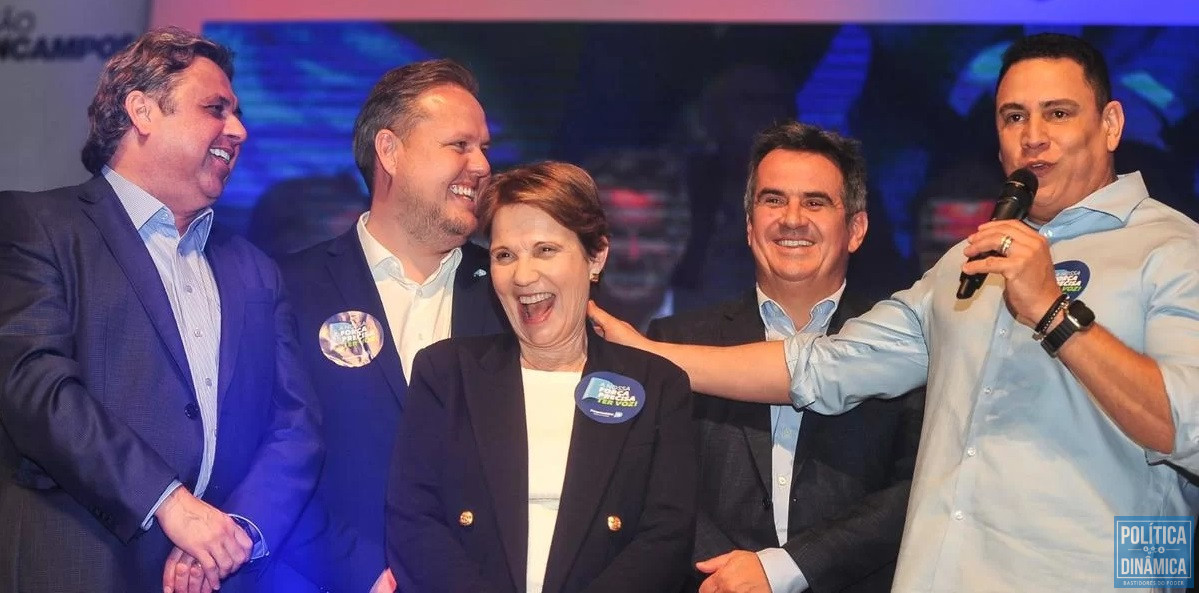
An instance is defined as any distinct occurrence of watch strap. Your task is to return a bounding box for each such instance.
[1041,299,1092,357]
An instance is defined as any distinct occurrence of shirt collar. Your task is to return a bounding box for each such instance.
[756,280,846,336]
[356,211,462,287]
[103,166,213,245]
[1040,171,1147,235]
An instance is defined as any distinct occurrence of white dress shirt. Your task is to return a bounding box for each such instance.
[357,212,460,382]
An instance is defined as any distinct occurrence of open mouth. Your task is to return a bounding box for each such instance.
[517,292,554,323]
[1025,161,1052,175]
[450,184,477,202]
[775,238,815,248]
[208,147,232,165]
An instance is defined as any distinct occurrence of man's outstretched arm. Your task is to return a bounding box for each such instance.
[589,301,792,404]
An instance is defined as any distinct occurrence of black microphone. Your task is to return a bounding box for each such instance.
[956,168,1037,300]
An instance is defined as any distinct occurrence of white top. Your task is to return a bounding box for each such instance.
[522,367,582,593]
[357,212,460,382]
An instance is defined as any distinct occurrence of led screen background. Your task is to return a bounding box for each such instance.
[202,21,1199,303]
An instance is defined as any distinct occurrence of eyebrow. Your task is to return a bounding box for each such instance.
[206,94,242,119]
[1041,99,1081,110]
[756,187,835,201]
[998,98,1081,112]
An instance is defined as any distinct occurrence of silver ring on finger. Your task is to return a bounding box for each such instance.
[998,234,1014,257]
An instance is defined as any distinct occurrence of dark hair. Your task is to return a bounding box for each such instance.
[352,59,479,190]
[744,120,868,218]
[478,161,609,259]
[81,27,234,175]
[997,33,1112,111]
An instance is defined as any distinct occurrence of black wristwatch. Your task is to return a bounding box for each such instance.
[1041,299,1095,357]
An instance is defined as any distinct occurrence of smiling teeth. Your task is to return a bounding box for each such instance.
[209,148,231,163]
[777,239,814,247]
[518,293,552,304]
[450,185,476,199]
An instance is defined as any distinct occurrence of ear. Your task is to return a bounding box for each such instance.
[375,128,402,180]
[124,91,154,135]
[589,237,610,277]
[1101,99,1125,153]
[745,213,753,248]
[846,211,869,253]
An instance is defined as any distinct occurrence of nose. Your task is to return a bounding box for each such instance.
[225,112,247,145]
[469,147,491,180]
[1022,116,1047,152]
[511,255,538,286]
[779,200,809,229]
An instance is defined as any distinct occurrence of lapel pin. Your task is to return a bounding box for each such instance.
[459,510,475,527]
[473,268,487,278]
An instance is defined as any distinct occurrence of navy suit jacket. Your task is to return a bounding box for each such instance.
[0,177,323,592]
[648,290,924,593]
[269,229,507,592]
[387,332,697,593]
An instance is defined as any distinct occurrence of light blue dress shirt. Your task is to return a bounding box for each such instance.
[782,173,1199,592]
[106,168,266,559]
[755,283,843,593]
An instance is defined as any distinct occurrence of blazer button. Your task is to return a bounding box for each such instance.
[458,510,474,527]
[184,403,200,419]
[606,515,622,532]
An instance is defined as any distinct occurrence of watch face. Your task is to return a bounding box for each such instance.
[1068,299,1095,326]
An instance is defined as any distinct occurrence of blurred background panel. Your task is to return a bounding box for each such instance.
[196,21,1199,307]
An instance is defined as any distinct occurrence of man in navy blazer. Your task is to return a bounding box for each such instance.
[268,59,507,592]
[0,28,322,593]
[648,121,922,593]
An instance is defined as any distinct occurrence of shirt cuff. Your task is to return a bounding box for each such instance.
[757,547,809,593]
[229,513,270,560]
[141,480,183,531]
[783,333,817,409]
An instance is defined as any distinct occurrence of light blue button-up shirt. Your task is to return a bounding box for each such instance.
[106,168,266,559]
[783,173,1199,592]
[755,283,842,593]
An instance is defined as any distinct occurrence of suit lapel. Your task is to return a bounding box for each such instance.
[206,230,244,409]
[542,336,635,593]
[788,290,856,527]
[78,178,194,395]
[464,336,528,592]
[723,294,776,495]
[325,230,410,406]
[451,242,500,337]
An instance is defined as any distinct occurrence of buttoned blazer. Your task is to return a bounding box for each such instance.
[269,229,507,592]
[648,289,924,593]
[386,332,697,593]
[0,176,322,592]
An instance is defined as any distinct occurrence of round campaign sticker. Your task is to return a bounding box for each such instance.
[1054,260,1090,299]
[574,371,645,424]
[318,311,385,368]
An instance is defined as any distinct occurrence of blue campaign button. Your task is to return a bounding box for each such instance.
[1054,260,1090,299]
[574,371,645,424]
